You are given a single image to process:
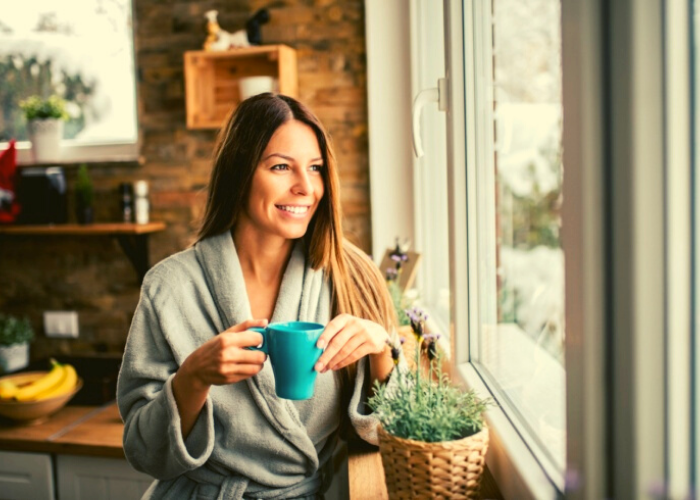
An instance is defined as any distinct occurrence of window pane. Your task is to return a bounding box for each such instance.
[471,0,566,470]
[0,0,137,144]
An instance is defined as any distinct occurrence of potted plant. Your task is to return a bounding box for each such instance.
[75,164,94,224]
[368,310,492,498]
[0,314,35,374]
[19,95,68,163]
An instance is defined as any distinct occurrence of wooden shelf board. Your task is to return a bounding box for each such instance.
[185,44,290,59]
[0,222,166,236]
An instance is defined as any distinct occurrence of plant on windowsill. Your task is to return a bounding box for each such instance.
[0,314,35,375]
[368,308,492,498]
[75,164,94,224]
[19,95,69,163]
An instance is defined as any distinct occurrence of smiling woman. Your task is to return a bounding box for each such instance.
[117,93,400,500]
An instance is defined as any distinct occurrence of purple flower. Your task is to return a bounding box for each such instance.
[386,338,402,365]
[385,267,398,281]
[390,253,408,263]
[427,340,438,361]
[405,307,427,338]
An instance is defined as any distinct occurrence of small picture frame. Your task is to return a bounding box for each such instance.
[379,248,421,292]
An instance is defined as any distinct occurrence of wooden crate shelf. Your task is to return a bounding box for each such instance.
[184,45,298,129]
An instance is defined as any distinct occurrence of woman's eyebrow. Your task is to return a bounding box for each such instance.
[262,153,323,162]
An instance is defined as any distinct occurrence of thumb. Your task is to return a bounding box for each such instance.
[225,318,268,334]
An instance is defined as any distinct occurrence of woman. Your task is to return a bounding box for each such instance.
[117,93,397,500]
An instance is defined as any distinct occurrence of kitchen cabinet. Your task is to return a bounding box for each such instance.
[0,450,55,500]
[56,454,152,500]
[184,45,298,129]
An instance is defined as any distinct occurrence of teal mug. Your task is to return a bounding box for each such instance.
[249,321,325,400]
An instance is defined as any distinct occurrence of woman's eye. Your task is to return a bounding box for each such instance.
[310,164,324,172]
[271,164,289,171]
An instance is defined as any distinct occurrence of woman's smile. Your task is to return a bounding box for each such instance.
[275,204,311,216]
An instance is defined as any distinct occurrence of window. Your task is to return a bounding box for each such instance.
[0,0,138,162]
[458,0,566,476]
[368,0,576,495]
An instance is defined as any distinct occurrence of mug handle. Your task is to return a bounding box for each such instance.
[246,327,268,354]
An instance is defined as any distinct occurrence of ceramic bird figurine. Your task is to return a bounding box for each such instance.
[203,9,270,51]
[203,10,249,51]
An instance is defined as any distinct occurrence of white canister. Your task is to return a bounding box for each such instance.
[238,76,276,100]
[134,180,150,224]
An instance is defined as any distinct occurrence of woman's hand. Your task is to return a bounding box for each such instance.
[172,319,268,439]
[314,314,389,373]
[178,318,269,389]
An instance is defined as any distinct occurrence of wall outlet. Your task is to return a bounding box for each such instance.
[44,311,79,338]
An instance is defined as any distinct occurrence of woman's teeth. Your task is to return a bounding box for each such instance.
[277,205,309,215]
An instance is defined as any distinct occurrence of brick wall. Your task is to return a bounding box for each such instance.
[0,0,371,360]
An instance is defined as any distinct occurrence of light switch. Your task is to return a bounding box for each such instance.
[43,311,79,338]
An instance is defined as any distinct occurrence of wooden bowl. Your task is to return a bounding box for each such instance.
[0,371,83,423]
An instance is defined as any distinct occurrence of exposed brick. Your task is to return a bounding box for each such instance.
[1,0,372,359]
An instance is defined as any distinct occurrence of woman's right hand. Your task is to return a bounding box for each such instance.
[177,318,269,390]
[172,319,267,438]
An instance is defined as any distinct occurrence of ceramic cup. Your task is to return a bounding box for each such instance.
[238,75,275,100]
[248,321,324,400]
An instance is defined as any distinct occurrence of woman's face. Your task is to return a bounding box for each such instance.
[241,119,325,242]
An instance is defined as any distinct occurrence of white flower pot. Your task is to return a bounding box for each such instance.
[0,342,29,374]
[27,119,64,163]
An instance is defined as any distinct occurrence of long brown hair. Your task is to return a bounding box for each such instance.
[198,93,396,335]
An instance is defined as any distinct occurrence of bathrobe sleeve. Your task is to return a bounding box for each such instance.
[117,290,216,480]
[347,327,404,445]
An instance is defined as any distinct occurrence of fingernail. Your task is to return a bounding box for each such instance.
[317,339,326,349]
[315,362,324,372]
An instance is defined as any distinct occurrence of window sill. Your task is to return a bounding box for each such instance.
[458,363,561,500]
[2,140,140,166]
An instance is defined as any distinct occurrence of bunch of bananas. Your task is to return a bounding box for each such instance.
[0,359,79,402]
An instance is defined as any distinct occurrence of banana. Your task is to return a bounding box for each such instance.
[31,363,78,401]
[0,380,17,399]
[14,359,65,401]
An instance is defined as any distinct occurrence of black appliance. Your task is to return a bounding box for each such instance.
[16,166,67,224]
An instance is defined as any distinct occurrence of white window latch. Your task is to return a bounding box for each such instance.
[412,77,447,158]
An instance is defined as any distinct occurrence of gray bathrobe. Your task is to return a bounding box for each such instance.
[117,232,381,500]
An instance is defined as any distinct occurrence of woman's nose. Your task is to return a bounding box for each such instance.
[292,170,313,195]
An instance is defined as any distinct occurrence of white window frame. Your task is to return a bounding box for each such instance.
[4,140,139,165]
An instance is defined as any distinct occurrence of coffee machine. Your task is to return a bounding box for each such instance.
[16,166,67,224]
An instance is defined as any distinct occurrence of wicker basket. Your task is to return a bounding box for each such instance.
[377,424,489,499]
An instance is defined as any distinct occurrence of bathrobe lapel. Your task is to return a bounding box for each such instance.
[194,231,331,469]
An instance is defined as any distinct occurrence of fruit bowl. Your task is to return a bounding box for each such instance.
[0,371,83,423]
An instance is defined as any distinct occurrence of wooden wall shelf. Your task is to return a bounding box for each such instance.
[184,45,298,129]
[0,222,165,236]
[0,223,166,283]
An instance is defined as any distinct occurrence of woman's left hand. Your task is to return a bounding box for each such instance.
[314,314,389,373]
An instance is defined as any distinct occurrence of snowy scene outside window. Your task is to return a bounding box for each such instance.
[470,0,565,471]
[0,0,137,145]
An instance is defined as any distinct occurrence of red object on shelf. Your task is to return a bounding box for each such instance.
[0,139,20,223]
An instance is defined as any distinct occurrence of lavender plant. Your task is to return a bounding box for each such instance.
[368,308,491,443]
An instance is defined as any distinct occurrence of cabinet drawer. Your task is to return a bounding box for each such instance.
[0,450,54,500]
[57,455,152,500]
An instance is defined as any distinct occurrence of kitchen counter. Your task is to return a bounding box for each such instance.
[0,403,124,458]
[0,403,496,498]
